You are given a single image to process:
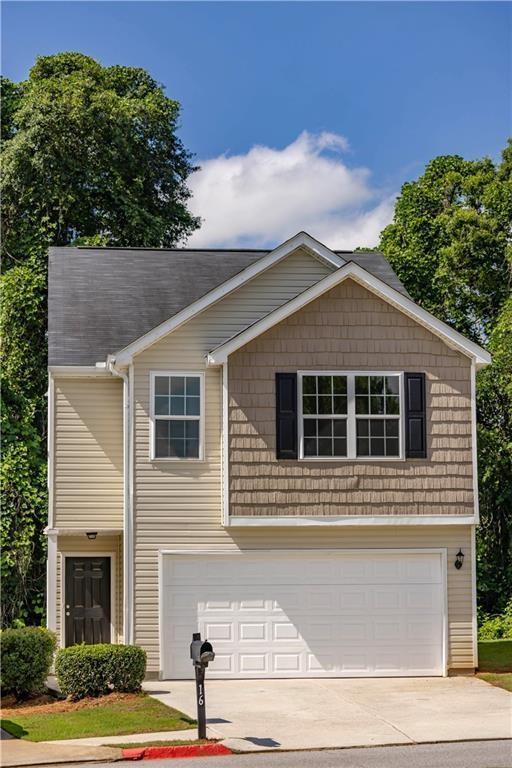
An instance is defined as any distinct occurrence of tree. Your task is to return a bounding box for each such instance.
[380,142,512,614]
[0,52,199,626]
[476,297,512,613]
[380,149,511,345]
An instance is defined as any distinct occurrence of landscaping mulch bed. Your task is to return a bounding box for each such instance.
[0,691,195,742]
[0,691,140,717]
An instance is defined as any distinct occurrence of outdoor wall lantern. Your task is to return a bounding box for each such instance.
[86,532,97,540]
[454,549,464,570]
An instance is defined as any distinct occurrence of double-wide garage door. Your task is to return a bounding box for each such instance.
[161,550,445,678]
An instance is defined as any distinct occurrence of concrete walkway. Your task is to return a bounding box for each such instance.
[144,677,512,752]
[0,738,120,767]
[46,727,211,747]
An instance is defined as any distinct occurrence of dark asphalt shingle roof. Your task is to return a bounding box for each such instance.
[48,247,409,366]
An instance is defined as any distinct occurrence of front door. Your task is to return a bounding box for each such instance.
[65,557,111,646]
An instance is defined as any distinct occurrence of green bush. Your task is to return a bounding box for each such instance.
[55,644,146,700]
[479,599,512,640]
[0,626,57,700]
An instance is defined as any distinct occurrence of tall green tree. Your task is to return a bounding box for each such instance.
[476,297,512,613]
[380,142,512,614]
[0,52,199,627]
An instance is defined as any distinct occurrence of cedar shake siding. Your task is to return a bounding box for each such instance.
[228,279,473,518]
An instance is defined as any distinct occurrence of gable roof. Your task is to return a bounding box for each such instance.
[48,232,408,367]
[207,261,491,368]
[49,247,264,366]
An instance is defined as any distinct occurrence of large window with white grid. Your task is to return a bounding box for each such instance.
[299,372,403,460]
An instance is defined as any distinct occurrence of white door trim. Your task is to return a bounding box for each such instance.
[158,548,448,678]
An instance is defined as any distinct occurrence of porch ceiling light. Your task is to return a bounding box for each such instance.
[86,532,97,541]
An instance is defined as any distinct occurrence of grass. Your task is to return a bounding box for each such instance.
[103,739,215,748]
[0,693,196,743]
[477,639,512,692]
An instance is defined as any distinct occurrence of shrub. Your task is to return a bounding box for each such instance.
[55,644,146,700]
[0,626,57,700]
[479,599,512,640]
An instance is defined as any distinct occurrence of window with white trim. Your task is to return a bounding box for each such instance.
[300,373,402,459]
[152,374,202,459]
[302,375,348,457]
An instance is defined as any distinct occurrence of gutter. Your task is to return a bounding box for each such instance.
[108,356,134,645]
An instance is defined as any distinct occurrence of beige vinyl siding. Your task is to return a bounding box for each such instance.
[228,279,474,517]
[53,377,123,529]
[55,534,123,646]
[135,525,474,673]
[133,248,333,666]
[131,253,475,674]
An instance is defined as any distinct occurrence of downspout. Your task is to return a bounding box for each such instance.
[470,357,479,669]
[108,357,134,645]
[46,371,57,633]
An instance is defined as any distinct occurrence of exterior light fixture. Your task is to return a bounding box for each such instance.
[86,532,97,541]
[454,549,464,570]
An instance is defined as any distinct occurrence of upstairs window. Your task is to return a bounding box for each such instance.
[151,373,203,460]
[302,375,348,457]
[299,372,402,460]
[354,375,400,458]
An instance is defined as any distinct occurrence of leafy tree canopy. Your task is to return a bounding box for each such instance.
[380,145,512,345]
[380,142,512,614]
[0,52,199,627]
[2,52,199,268]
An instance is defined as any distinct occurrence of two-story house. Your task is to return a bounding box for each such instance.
[46,232,490,679]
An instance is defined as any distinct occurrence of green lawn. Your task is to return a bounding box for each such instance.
[0,694,195,743]
[104,739,213,748]
[477,640,512,692]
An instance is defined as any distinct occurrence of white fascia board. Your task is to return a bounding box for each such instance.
[113,232,344,366]
[44,527,123,535]
[48,365,113,378]
[226,515,477,527]
[207,263,491,367]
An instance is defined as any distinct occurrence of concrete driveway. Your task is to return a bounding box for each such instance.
[145,677,511,751]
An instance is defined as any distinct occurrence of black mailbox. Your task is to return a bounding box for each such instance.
[190,634,215,667]
[190,632,215,739]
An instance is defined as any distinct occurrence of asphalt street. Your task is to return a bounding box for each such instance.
[66,739,512,768]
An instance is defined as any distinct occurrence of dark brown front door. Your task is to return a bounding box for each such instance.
[65,557,111,646]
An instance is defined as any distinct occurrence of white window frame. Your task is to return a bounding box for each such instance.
[150,371,205,461]
[298,371,405,462]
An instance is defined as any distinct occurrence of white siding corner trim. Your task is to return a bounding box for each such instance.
[471,524,478,668]
[470,359,480,524]
[46,531,57,633]
[222,362,230,526]
[110,363,134,645]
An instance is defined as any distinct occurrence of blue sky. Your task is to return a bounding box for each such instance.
[2,2,510,248]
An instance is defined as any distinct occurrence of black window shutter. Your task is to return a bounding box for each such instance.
[404,372,427,459]
[276,373,298,460]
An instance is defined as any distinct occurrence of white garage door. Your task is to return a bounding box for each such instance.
[160,550,445,679]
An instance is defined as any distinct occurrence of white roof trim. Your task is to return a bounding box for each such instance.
[48,365,113,378]
[113,232,344,365]
[207,262,491,367]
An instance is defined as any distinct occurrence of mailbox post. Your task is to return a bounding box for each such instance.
[190,632,215,740]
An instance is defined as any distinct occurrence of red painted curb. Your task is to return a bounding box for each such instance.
[122,744,232,760]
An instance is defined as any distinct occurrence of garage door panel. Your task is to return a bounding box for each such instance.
[161,552,445,678]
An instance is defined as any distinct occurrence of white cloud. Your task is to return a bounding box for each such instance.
[186,131,396,250]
